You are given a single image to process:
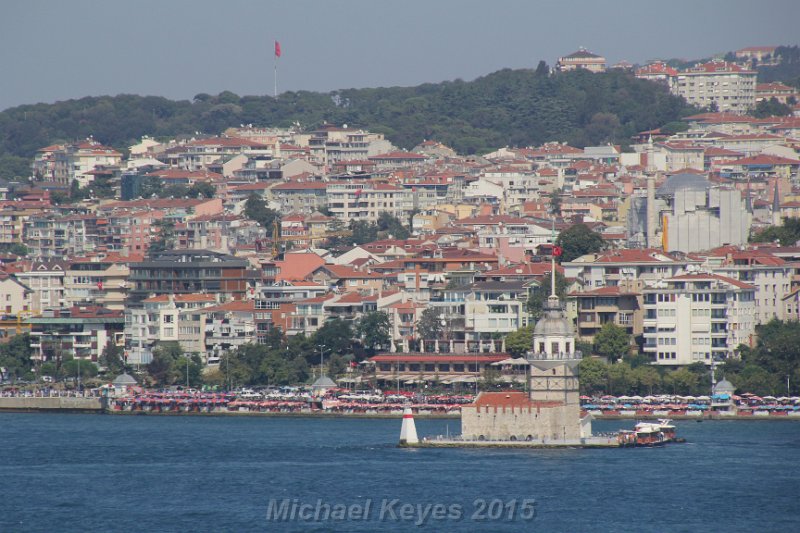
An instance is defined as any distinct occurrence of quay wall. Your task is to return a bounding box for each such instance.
[0,397,105,413]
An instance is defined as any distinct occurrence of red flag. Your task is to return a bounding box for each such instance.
[552,245,563,257]
[274,40,282,58]
[97,281,104,291]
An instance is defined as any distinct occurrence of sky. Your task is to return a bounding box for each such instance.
[1,0,799,112]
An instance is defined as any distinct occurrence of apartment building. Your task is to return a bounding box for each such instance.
[642,274,756,366]
[326,182,411,222]
[124,294,216,365]
[674,60,756,114]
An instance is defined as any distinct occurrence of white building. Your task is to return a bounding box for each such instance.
[125,294,216,365]
[704,250,792,324]
[642,274,756,366]
[673,60,756,114]
[326,182,411,222]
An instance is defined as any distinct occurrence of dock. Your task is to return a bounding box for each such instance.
[400,435,621,449]
[0,396,106,414]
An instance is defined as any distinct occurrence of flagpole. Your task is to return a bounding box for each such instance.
[274,51,278,98]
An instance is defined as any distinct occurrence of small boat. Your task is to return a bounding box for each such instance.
[617,419,681,447]
[633,422,666,446]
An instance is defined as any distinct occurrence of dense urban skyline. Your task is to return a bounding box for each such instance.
[1,0,798,111]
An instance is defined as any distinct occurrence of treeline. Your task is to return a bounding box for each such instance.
[756,45,800,88]
[0,67,695,173]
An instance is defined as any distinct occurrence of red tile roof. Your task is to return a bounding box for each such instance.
[473,391,563,409]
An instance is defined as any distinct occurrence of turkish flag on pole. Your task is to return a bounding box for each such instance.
[274,40,282,58]
[552,245,563,257]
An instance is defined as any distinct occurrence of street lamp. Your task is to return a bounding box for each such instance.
[317,345,330,378]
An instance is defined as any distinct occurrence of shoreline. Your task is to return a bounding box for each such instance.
[2,406,800,421]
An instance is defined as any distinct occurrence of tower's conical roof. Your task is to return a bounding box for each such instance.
[533,295,573,337]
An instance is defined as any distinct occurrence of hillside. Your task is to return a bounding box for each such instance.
[0,68,696,178]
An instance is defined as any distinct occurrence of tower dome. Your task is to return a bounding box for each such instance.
[533,295,574,337]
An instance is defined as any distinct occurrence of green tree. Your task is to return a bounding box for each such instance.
[187,181,216,199]
[0,155,32,181]
[62,358,99,380]
[631,365,662,395]
[549,190,562,216]
[99,340,127,375]
[505,325,533,357]
[175,354,204,387]
[376,212,410,239]
[349,220,379,245]
[593,323,631,364]
[416,307,442,342]
[312,318,353,357]
[664,367,700,395]
[357,311,391,354]
[750,217,800,246]
[579,357,609,395]
[527,271,567,320]
[0,333,34,382]
[149,218,176,254]
[732,364,780,396]
[147,342,183,386]
[607,362,634,395]
[556,223,604,262]
[244,194,280,230]
[752,97,792,118]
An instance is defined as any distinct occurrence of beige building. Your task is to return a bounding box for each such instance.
[52,140,123,186]
[0,273,32,316]
[15,261,67,313]
[64,255,133,311]
[674,60,756,114]
[326,182,411,222]
[556,48,606,73]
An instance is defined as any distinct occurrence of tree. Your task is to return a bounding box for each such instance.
[312,318,353,357]
[527,271,567,320]
[244,194,280,230]
[176,353,204,387]
[733,364,780,396]
[147,342,183,386]
[99,340,127,375]
[556,223,604,262]
[357,311,391,354]
[665,367,700,395]
[0,333,34,382]
[593,323,631,364]
[752,97,792,118]
[505,326,532,357]
[149,218,176,254]
[751,217,800,246]
[549,189,561,216]
[376,212,410,239]
[535,60,550,77]
[416,307,442,342]
[607,362,634,395]
[349,220,379,245]
[578,357,608,395]
[632,365,661,395]
[62,358,99,381]
[187,181,216,199]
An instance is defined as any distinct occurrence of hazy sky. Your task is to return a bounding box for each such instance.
[1,0,798,111]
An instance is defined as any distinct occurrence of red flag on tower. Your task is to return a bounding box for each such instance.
[274,40,282,58]
[552,245,563,257]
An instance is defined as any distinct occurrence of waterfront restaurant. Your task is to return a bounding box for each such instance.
[367,352,509,389]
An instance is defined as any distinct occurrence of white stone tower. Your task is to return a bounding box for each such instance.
[529,228,582,407]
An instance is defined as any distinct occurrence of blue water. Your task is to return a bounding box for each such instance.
[1,414,799,532]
